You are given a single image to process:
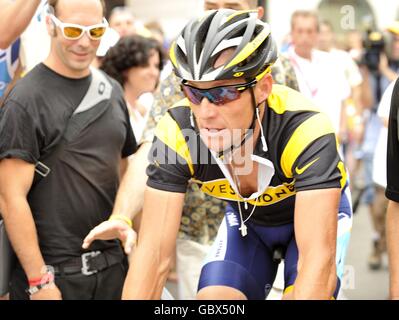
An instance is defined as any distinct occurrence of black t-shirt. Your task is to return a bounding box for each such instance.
[0,64,137,264]
[386,78,399,202]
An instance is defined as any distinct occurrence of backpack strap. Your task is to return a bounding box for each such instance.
[34,68,113,180]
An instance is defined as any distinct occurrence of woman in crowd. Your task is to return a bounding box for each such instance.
[101,35,164,142]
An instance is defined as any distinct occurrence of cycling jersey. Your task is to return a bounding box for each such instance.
[147,84,347,226]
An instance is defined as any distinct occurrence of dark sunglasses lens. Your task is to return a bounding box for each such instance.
[209,87,241,105]
[182,85,242,105]
[182,86,202,104]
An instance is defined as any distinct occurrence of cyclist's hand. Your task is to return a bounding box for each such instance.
[30,283,62,300]
[82,220,137,255]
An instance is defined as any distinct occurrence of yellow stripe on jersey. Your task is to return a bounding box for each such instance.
[267,85,320,114]
[195,179,296,206]
[281,112,335,178]
[170,98,190,109]
[155,113,195,176]
[337,161,347,189]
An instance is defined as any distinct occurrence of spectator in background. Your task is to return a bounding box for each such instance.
[92,6,137,68]
[382,22,399,83]
[366,24,399,269]
[0,0,42,101]
[109,6,136,38]
[101,35,164,142]
[0,41,20,102]
[144,21,165,48]
[347,30,364,62]
[0,0,137,300]
[369,80,396,270]
[18,0,51,74]
[318,20,364,165]
[287,10,351,144]
[0,0,42,49]
[342,29,374,211]
[144,21,173,83]
[0,0,42,300]
[204,0,257,10]
[356,24,399,269]
[318,20,363,115]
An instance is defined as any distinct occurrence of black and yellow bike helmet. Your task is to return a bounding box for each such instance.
[170,9,278,82]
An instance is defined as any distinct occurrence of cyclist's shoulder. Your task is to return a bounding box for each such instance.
[267,84,320,115]
[170,97,191,110]
[155,98,192,137]
[267,85,336,173]
[167,97,191,125]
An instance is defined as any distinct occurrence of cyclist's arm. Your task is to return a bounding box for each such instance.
[292,188,340,300]
[0,0,41,49]
[122,186,185,299]
[279,109,344,299]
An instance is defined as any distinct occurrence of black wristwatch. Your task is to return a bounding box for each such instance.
[26,268,55,296]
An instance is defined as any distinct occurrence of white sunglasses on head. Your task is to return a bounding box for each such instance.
[49,14,108,41]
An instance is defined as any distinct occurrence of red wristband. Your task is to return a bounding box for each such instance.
[28,272,54,287]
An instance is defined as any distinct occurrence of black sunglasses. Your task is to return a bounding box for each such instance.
[181,79,257,106]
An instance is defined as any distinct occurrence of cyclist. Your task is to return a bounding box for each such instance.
[121,9,352,300]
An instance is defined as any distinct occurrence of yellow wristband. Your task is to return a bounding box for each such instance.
[108,215,133,228]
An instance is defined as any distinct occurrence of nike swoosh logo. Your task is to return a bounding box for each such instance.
[295,157,320,175]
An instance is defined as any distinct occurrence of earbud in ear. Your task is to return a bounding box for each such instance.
[255,107,268,152]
